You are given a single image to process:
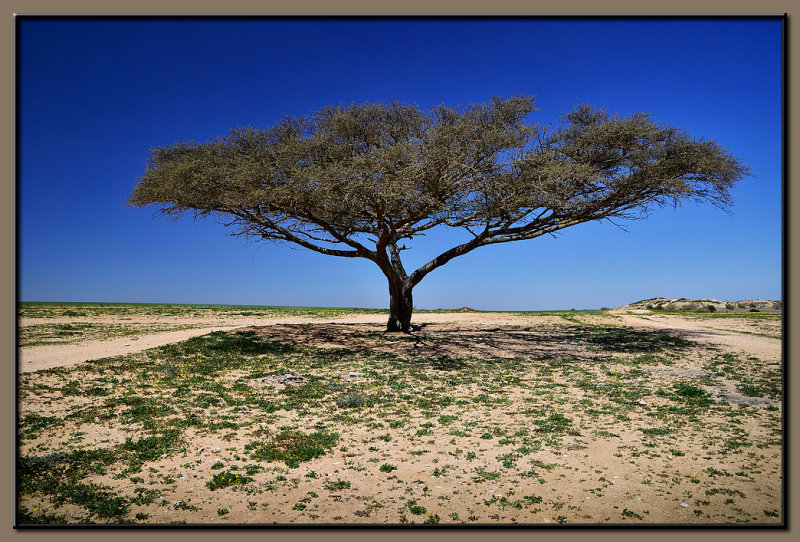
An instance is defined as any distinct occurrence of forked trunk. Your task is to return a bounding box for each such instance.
[387,279,413,332]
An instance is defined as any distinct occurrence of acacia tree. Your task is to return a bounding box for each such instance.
[129,96,748,332]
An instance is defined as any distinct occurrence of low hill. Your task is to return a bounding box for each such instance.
[613,297,781,313]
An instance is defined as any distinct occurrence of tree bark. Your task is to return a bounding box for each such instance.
[387,278,413,332]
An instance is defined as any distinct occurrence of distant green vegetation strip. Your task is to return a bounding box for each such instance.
[19,302,606,318]
[17,302,389,320]
[19,301,386,310]
[629,312,781,318]
[510,310,604,316]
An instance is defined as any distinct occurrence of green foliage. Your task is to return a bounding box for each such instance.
[131,97,745,240]
[621,508,643,520]
[206,471,253,490]
[120,429,182,462]
[17,507,70,525]
[50,482,130,520]
[247,429,338,468]
[535,414,572,433]
[335,392,373,409]
[471,468,500,483]
[20,413,64,433]
[674,382,713,406]
[323,479,351,491]
[640,427,671,436]
[406,499,426,515]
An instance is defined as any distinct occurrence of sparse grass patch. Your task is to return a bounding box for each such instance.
[335,392,374,409]
[246,429,338,468]
[673,382,713,407]
[324,479,351,491]
[206,471,253,490]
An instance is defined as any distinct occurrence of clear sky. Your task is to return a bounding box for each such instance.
[18,17,782,310]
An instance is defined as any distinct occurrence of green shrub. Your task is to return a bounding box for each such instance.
[206,471,253,490]
[674,382,713,406]
[335,393,373,409]
[247,429,338,468]
[323,479,351,491]
[535,414,572,433]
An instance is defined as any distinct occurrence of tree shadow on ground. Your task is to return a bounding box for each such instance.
[231,321,705,366]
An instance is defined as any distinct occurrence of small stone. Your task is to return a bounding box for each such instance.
[680,503,690,508]
[667,455,673,459]
[348,372,365,377]
[123,344,131,346]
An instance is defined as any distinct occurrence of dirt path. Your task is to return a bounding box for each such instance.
[616,314,781,360]
[17,313,532,373]
[18,326,242,373]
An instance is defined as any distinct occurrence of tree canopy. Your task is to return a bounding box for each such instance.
[129,95,748,331]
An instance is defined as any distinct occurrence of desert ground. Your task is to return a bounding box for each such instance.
[16,304,783,525]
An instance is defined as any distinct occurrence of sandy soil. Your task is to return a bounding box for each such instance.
[17,310,783,525]
[616,314,781,360]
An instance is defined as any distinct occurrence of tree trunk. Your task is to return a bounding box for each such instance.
[387,279,413,332]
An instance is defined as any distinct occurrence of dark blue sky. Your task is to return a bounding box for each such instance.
[18,17,782,309]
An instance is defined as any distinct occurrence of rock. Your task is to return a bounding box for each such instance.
[348,372,365,377]
[279,374,305,385]
[680,503,690,508]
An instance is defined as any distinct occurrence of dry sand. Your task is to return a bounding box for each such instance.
[17,310,783,525]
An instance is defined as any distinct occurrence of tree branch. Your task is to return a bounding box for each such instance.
[237,210,367,259]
